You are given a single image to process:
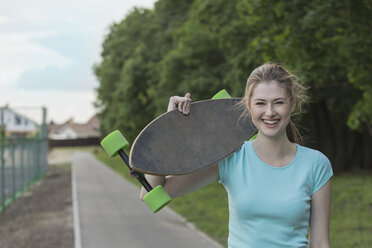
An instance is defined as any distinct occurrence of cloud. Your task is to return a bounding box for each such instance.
[0,0,156,122]
[16,63,97,92]
[0,16,9,24]
[36,32,93,59]
[13,31,99,92]
[0,32,74,86]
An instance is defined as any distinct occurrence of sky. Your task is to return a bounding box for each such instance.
[0,0,156,124]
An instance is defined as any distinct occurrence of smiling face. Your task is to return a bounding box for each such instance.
[249,80,295,140]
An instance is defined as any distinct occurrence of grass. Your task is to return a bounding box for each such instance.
[169,182,229,245]
[50,146,99,152]
[330,171,372,247]
[95,147,372,247]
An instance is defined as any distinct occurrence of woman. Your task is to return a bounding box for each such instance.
[140,63,332,248]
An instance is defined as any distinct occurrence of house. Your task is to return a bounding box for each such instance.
[48,115,100,140]
[0,106,39,138]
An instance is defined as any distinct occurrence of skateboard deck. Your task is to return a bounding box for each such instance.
[100,90,257,213]
[129,98,257,175]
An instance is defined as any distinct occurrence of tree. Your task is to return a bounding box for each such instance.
[94,0,371,170]
[95,1,194,142]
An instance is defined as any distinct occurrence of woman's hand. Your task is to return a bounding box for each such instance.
[167,93,192,114]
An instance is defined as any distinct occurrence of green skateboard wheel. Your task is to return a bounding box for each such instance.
[212,89,231,99]
[100,130,129,157]
[143,185,171,213]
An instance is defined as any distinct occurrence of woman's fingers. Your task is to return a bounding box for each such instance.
[178,99,183,112]
[182,102,187,114]
[167,93,192,114]
[181,93,191,114]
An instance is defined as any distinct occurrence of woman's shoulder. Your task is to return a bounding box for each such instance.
[297,144,328,160]
[218,141,250,185]
[296,144,332,171]
[297,146,334,194]
[221,141,249,164]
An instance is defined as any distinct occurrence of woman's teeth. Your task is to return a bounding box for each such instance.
[263,120,279,125]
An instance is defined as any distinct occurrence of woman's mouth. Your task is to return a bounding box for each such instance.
[262,119,280,127]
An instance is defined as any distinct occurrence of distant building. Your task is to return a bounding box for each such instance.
[0,106,39,138]
[48,115,100,140]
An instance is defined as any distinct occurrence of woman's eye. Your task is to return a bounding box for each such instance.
[275,101,284,104]
[255,102,265,105]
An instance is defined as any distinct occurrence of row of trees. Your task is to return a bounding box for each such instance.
[94,0,372,171]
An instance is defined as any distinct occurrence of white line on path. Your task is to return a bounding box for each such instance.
[72,162,82,248]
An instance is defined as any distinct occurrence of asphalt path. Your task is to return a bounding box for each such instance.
[73,151,222,248]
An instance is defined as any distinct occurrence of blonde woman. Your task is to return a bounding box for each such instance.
[140,63,332,248]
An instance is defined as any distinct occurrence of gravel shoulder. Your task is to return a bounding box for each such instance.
[0,150,74,248]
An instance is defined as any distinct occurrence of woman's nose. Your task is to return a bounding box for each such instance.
[265,104,276,117]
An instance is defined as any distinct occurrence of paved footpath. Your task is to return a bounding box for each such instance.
[73,152,223,248]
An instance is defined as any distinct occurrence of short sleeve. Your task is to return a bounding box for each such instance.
[218,153,233,185]
[312,152,333,194]
[219,145,245,186]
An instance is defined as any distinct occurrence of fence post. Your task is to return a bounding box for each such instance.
[25,141,30,188]
[21,141,25,193]
[40,107,48,174]
[11,141,15,201]
[1,107,5,210]
[35,139,40,180]
[1,141,4,211]
[32,140,36,182]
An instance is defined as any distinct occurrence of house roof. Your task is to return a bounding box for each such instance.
[48,115,100,138]
[0,106,39,126]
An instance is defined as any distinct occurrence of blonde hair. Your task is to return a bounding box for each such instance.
[239,62,308,144]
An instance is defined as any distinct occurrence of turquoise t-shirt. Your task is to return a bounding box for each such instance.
[219,141,333,248]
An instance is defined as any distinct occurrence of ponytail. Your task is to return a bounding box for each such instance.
[286,120,302,144]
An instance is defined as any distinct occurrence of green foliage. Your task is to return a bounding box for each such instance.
[94,0,371,168]
[94,8,157,143]
[330,172,372,247]
[95,2,194,142]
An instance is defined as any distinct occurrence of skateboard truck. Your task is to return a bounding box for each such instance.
[100,130,171,213]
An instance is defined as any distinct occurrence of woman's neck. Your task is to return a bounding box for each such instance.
[252,132,296,167]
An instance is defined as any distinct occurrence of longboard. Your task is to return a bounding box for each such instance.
[130,98,256,175]
[100,90,257,213]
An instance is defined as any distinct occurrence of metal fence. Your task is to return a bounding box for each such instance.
[0,107,48,212]
[0,138,48,212]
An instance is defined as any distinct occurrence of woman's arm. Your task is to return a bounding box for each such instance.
[140,93,219,200]
[140,164,219,199]
[309,180,332,248]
